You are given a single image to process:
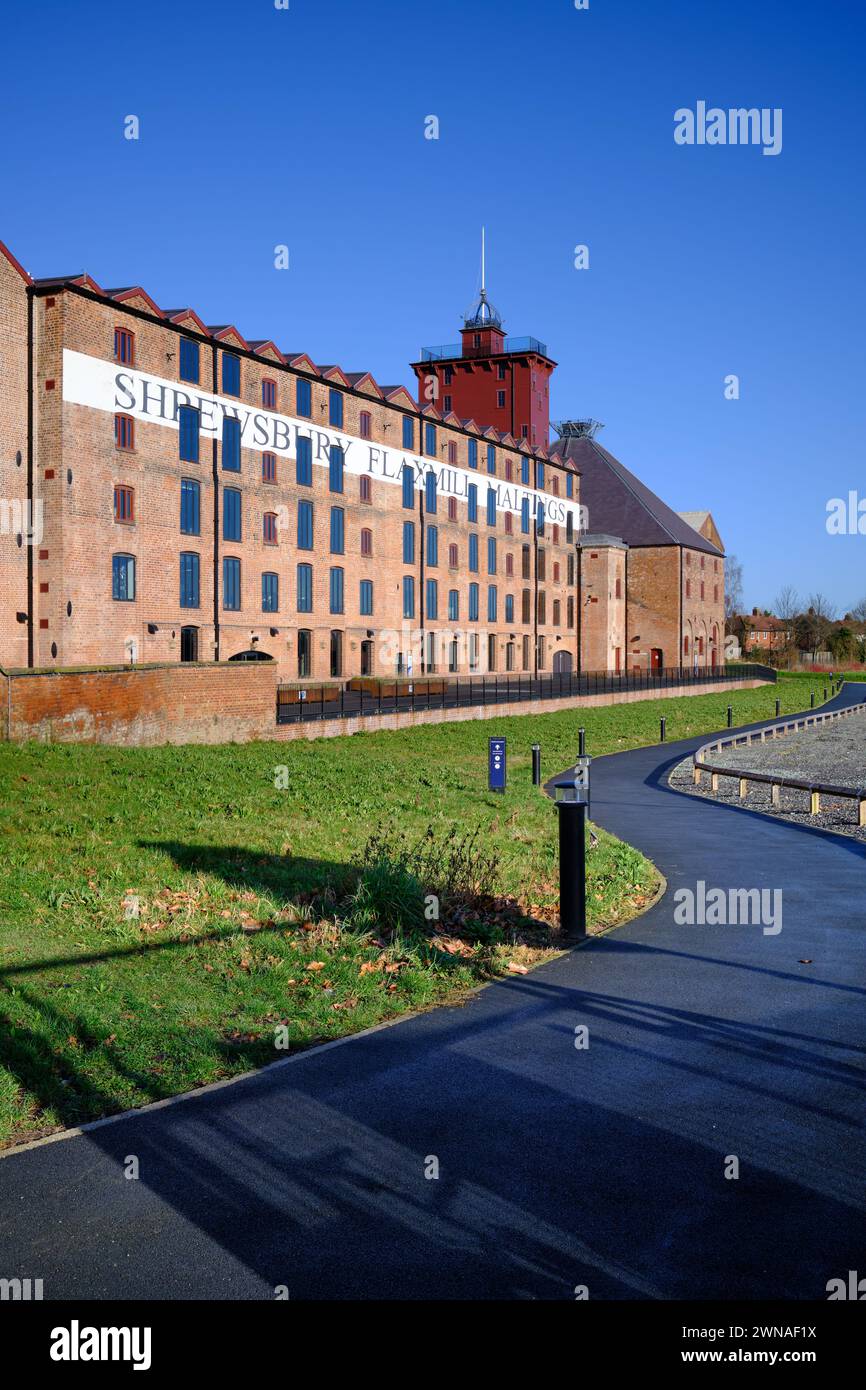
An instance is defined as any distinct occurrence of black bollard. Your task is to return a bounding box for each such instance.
[556,797,587,938]
[660,716,666,742]
[578,727,586,757]
[775,699,781,718]
[727,705,733,728]
[531,743,541,787]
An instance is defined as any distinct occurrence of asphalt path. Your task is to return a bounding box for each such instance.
[1,683,864,1300]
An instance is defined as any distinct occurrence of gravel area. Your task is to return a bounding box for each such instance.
[669,709,866,841]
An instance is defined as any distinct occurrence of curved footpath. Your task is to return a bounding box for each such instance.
[1,686,865,1300]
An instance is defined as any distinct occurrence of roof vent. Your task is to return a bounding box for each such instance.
[553,419,604,439]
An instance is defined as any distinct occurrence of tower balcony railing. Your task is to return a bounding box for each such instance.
[419,335,549,362]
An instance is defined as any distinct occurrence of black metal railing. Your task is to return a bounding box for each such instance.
[276,663,773,726]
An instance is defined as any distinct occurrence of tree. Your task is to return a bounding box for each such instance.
[724,554,743,622]
[850,596,866,624]
[797,593,836,660]
[774,585,799,623]
[828,627,854,661]
[772,585,800,666]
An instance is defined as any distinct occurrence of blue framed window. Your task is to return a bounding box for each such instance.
[426,578,438,620]
[329,566,344,614]
[402,520,415,564]
[262,572,279,613]
[468,582,479,622]
[329,389,344,428]
[296,435,312,486]
[329,445,344,493]
[223,487,242,542]
[425,470,437,514]
[403,575,415,619]
[486,486,496,526]
[426,524,438,567]
[179,338,199,384]
[521,498,530,534]
[468,533,479,572]
[222,352,240,396]
[488,585,497,622]
[402,464,414,509]
[468,483,478,523]
[537,462,545,490]
[402,415,414,450]
[222,415,241,471]
[112,553,135,601]
[296,562,313,612]
[448,589,459,622]
[487,444,496,474]
[179,551,199,608]
[296,379,312,418]
[521,456,530,486]
[297,499,314,549]
[180,478,200,535]
[487,537,497,574]
[330,506,345,554]
[468,439,478,469]
[178,405,199,463]
[222,556,241,610]
[360,579,373,616]
[566,473,574,499]
[536,500,546,535]
[424,422,436,457]
[505,593,514,623]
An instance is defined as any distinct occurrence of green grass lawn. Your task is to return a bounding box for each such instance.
[0,669,828,1148]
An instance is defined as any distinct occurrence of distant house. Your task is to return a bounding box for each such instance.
[734,609,791,653]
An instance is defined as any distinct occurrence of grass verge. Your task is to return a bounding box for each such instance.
[0,670,825,1147]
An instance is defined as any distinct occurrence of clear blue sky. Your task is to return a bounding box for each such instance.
[2,0,864,614]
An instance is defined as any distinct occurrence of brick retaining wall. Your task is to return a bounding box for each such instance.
[0,664,767,747]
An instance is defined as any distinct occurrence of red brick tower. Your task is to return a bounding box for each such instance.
[410,249,556,447]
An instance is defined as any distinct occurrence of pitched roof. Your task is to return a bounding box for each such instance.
[552,433,723,556]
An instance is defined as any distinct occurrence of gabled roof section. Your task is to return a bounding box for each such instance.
[319,365,351,387]
[552,433,723,555]
[442,410,462,427]
[345,371,383,399]
[499,432,517,450]
[107,286,164,316]
[284,353,317,374]
[209,325,249,351]
[163,309,211,335]
[382,386,415,410]
[419,403,442,420]
[0,240,32,284]
[248,340,285,364]
[69,273,106,294]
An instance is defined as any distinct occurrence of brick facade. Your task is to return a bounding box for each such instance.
[0,237,724,689]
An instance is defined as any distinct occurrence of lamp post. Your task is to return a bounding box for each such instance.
[554,758,591,939]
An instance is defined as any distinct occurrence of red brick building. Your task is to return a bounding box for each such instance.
[0,239,723,682]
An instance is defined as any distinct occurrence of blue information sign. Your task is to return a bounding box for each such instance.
[488,736,506,792]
